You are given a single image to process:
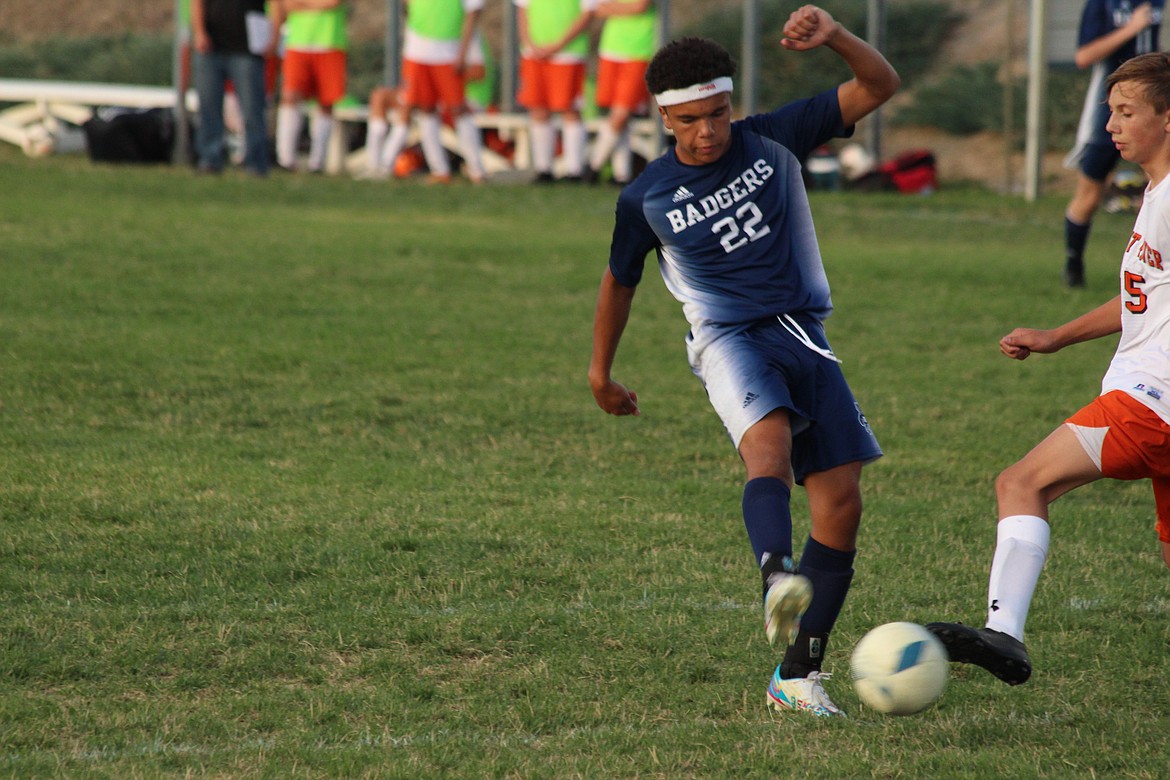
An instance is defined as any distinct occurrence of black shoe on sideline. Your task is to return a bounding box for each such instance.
[926,622,1032,685]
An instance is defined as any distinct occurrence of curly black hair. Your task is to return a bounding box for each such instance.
[644,37,738,96]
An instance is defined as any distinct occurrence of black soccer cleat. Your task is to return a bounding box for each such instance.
[1062,259,1086,288]
[926,622,1032,686]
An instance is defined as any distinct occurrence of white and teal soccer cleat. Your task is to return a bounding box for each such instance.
[766,668,845,718]
[763,571,812,647]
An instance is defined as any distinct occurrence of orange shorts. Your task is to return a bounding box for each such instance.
[281,49,348,107]
[517,58,585,113]
[401,59,466,111]
[595,58,650,111]
[1066,389,1170,542]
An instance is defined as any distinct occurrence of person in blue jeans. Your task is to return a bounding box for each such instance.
[191,0,274,176]
[1062,0,1162,287]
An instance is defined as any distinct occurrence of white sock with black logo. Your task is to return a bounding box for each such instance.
[985,515,1050,642]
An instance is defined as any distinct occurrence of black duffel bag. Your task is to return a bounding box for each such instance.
[83,107,176,164]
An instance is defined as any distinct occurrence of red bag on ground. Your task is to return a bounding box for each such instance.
[878,149,938,194]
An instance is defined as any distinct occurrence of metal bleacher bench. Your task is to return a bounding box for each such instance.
[0,77,663,176]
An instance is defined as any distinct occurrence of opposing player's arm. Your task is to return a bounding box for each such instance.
[590,268,640,416]
[779,5,899,128]
[1000,295,1123,360]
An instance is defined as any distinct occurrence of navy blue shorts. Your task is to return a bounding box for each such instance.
[689,316,883,483]
[1079,141,1120,182]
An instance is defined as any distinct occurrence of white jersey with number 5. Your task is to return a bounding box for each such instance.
[1103,175,1170,423]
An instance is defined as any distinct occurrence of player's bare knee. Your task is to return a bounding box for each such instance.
[995,462,1031,503]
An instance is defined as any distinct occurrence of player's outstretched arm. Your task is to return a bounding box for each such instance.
[781,5,899,127]
[999,295,1123,360]
[590,268,640,416]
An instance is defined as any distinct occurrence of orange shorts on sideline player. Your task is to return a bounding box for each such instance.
[400,59,467,111]
[595,57,650,111]
[282,49,348,107]
[517,58,586,113]
[1066,389,1170,541]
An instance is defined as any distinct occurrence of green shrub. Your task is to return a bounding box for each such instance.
[896,61,1004,135]
[0,34,172,84]
[895,62,1091,150]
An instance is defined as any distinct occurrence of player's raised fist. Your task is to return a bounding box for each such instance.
[781,5,839,51]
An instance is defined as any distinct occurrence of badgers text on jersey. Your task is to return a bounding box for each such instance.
[665,160,776,235]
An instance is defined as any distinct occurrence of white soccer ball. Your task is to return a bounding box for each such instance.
[851,621,948,715]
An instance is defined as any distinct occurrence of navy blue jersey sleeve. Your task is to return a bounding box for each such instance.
[740,87,851,163]
[1078,0,1112,45]
[607,177,660,288]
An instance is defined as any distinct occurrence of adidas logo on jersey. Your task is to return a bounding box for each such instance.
[672,186,695,203]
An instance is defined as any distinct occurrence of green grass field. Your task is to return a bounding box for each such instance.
[1,145,1167,778]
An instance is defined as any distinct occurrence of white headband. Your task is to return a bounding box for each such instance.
[653,77,734,107]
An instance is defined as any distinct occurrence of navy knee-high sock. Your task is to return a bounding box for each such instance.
[1065,215,1091,269]
[780,537,855,678]
[741,477,793,581]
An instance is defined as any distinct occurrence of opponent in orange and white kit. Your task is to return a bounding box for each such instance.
[272,0,349,173]
[585,0,657,186]
[927,51,1170,687]
[514,0,598,182]
[361,0,487,183]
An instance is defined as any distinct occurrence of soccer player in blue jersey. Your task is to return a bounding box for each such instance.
[1061,0,1162,288]
[588,5,898,717]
